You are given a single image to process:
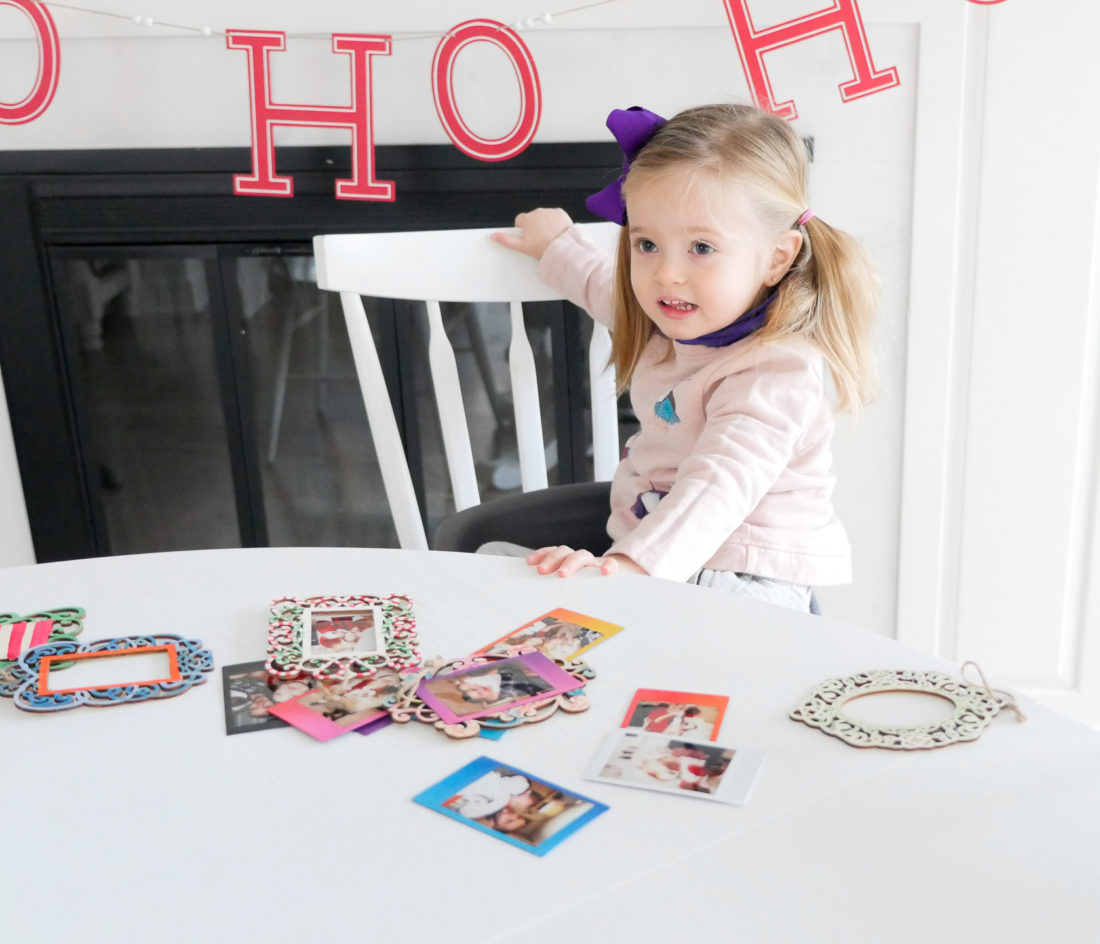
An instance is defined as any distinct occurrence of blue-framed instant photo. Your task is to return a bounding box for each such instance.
[413,755,608,856]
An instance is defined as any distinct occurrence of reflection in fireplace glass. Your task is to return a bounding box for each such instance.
[67,255,240,555]
[62,250,618,556]
[237,254,567,548]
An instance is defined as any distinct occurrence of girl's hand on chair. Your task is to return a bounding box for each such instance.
[491,208,573,260]
[526,546,646,578]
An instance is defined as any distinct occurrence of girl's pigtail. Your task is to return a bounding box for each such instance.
[779,216,879,414]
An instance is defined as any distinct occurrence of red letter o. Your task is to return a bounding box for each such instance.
[0,0,60,125]
[432,19,541,162]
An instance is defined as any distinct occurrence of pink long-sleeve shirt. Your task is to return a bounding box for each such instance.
[538,225,852,586]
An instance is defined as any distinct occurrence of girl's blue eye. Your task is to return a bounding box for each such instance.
[634,238,657,253]
[691,241,715,255]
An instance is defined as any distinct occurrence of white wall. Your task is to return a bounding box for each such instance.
[4,1,1099,723]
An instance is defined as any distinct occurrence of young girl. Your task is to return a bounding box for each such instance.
[492,103,877,612]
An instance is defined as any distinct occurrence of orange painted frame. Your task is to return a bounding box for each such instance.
[38,644,181,696]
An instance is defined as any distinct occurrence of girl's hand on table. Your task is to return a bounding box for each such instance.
[526,546,647,578]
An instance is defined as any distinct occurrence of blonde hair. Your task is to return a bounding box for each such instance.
[610,103,878,413]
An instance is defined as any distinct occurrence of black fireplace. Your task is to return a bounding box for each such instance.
[0,142,620,562]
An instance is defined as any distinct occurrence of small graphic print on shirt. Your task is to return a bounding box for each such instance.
[654,390,681,425]
[631,489,667,520]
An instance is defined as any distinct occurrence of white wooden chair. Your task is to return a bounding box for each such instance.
[312,224,621,551]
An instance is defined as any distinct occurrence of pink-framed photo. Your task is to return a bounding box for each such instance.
[268,670,406,741]
[417,652,580,724]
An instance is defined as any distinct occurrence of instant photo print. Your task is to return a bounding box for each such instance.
[416,651,580,724]
[222,661,291,734]
[585,730,764,805]
[268,670,405,741]
[414,756,608,856]
[475,607,623,662]
[303,604,381,660]
[621,688,730,742]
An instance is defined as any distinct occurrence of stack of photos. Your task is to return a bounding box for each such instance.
[475,607,622,662]
[267,669,406,741]
[414,756,608,856]
[584,729,764,805]
[620,688,730,741]
[416,651,580,725]
[223,660,406,740]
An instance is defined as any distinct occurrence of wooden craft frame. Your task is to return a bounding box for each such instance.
[388,654,593,739]
[790,667,1020,750]
[266,594,419,682]
[7,633,213,712]
[0,607,85,689]
[39,643,180,695]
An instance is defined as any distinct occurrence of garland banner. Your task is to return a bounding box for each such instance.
[0,0,60,124]
[432,19,542,162]
[226,30,396,200]
[722,0,899,120]
[2,2,917,199]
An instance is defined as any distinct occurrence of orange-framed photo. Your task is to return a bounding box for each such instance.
[620,688,730,742]
[475,608,622,662]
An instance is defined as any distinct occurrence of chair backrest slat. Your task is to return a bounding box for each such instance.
[314,223,620,549]
[508,299,549,493]
[425,299,480,511]
[338,292,429,550]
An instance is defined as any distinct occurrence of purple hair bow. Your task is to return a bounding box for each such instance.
[585,106,667,225]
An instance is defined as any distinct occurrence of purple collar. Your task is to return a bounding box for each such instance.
[675,292,775,347]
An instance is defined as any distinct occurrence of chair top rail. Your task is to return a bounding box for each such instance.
[313,223,619,304]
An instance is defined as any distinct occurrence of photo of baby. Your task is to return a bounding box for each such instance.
[415,756,608,856]
[306,606,380,657]
[420,660,558,717]
[445,767,595,847]
[585,730,764,805]
[476,607,623,662]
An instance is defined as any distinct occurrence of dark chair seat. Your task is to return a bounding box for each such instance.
[432,481,613,554]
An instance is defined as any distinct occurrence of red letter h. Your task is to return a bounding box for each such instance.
[227,31,394,200]
[723,0,900,120]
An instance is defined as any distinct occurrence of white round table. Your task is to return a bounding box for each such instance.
[2,548,1097,943]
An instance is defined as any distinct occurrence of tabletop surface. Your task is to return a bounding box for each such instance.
[3,547,1098,943]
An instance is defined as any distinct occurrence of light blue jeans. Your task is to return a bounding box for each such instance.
[477,541,812,613]
[689,568,813,613]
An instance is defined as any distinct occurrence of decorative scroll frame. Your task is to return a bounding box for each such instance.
[387,653,593,740]
[266,594,419,683]
[0,607,85,685]
[790,667,1020,750]
[5,633,214,712]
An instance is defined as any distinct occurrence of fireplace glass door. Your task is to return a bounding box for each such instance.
[52,243,591,557]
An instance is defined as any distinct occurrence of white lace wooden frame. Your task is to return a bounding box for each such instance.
[790,665,1024,750]
[266,594,419,682]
